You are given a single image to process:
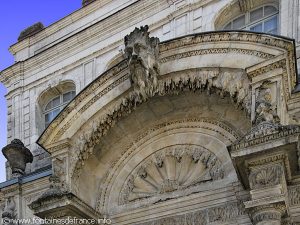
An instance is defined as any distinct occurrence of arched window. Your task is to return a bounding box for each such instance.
[38,81,76,130]
[223,5,278,34]
[44,90,76,127]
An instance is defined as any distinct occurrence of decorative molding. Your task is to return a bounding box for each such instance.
[231,122,300,151]
[288,185,300,206]
[159,69,251,112]
[249,164,284,189]
[70,68,248,181]
[238,0,254,12]
[95,117,240,213]
[208,201,246,223]
[160,48,274,63]
[136,210,207,225]
[247,59,286,79]
[119,145,224,205]
[39,31,298,151]
[249,203,286,225]
[48,142,70,153]
[47,61,129,143]
[159,33,293,53]
[135,202,246,225]
[244,195,286,209]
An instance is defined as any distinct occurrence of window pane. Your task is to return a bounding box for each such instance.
[63,91,76,103]
[45,101,52,111]
[45,113,50,123]
[264,16,277,34]
[53,108,60,118]
[63,92,72,103]
[250,23,263,32]
[232,15,245,29]
[224,22,231,30]
[250,7,263,23]
[264,6,277,17]
[52,96,60,108]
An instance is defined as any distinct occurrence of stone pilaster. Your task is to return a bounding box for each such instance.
[244,160,288,225]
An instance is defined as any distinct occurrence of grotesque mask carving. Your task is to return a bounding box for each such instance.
[124,25,160,100]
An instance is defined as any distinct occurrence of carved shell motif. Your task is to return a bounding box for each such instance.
[249,164,283,189]
[119,145,224,204]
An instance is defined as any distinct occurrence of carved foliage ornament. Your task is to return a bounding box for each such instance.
[119,145,224,204]
[124,25,160,100]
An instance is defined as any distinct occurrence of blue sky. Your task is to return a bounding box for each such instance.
[0,1,82,182]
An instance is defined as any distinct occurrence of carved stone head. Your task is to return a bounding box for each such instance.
[124,25,160,100]
[2,139,33,177]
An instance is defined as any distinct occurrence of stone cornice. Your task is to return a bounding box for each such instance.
[9,0,117,54]
[29,191,101,219]
[230,122,300,152]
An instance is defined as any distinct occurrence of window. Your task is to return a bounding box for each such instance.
[223,5,278,34]
[44,90,76,127]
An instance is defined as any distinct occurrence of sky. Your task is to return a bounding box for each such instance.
[0,1,82,182]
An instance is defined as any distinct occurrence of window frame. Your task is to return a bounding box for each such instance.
[43,90,76,128]
[223,5,279,34]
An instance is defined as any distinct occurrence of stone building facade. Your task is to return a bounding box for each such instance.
[1,0,300,224]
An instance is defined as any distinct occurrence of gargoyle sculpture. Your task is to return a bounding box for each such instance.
[124,25,160,100]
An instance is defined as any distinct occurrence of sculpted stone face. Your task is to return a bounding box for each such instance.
[124,25,160,100]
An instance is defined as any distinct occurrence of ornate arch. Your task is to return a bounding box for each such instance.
[87,117,242,214]
[36,30,298,206]
[69,67,250,181]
